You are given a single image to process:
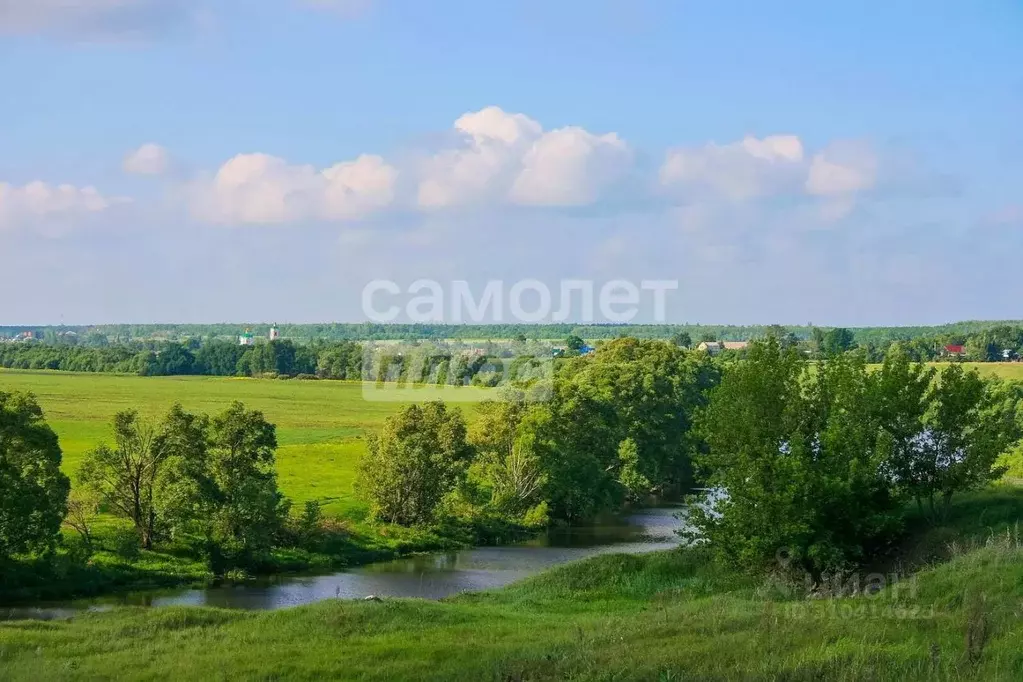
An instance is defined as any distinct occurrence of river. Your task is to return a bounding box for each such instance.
[1,507,684,621]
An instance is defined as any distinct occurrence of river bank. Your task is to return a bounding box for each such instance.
[1,488,1021,681]
[1,508,683,619]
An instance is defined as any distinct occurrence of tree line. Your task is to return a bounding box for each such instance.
[0,339,364,379]
[5,320,1023,346]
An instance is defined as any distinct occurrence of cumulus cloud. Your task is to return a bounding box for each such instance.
[659,135,805,201]
[192,152,396,225]
[123,143,170,175]
[805,141,878,196]
[511,127,631,206]
[0,180,127,230]
[417,106,632,209]
[101,108,896,234]
[660,134,880,209]
[0,0,197,39]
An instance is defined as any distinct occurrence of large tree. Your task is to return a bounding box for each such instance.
[568,338,719,495]
[161,402,287,568]
[79,410,170,549]
[692,340,902,577]
[0,392,70,559]
[206,402,288,562]
[897,364,1020,520]
[356,401,472,526]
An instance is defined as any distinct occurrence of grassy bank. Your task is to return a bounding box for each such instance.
[2,486,1021,681]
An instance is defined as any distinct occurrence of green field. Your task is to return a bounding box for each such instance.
[0,370,420,517]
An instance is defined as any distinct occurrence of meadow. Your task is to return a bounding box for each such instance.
[0,369,462,517]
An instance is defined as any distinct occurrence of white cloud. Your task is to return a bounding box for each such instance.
[510,127,630,206]
[659,135,805,201]
[123,143,170,175]
[321,155,397,220]
[0,180,127,230]
[660,135,880,209]
[805,142,878,196]
[416,107,540,209]
[193,152,396,225]
[417,106,632,209]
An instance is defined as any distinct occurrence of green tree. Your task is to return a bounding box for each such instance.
[356,401,472,526]
[964,334,997,362]
[161,402,288,568]
[821,328,856,356]
[671,331,692,348]
[570,338,719,494]
[514,381,623,522]
[692,340,901,577]
[79,410,170,549]
[564,335,585,352]
[207,403,288,563]
[62,488,101,554]
[899,365,1020,520]
[466,396,545,518]
[0,392,70,559]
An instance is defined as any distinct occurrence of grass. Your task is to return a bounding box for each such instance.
[926,362,1023,382]
[2,486,1022,681]
[0,369,418,516]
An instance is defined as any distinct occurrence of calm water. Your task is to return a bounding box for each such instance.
[1,507,684,620]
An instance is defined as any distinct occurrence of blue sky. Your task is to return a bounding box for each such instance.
[1,0,1021,326]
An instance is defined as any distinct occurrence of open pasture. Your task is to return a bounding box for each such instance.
[0,370,422,516]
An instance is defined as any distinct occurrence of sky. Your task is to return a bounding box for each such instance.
[1,0,1021,326]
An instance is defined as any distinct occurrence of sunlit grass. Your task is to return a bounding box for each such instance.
[0,370,423,516]
[3,488,1023,680]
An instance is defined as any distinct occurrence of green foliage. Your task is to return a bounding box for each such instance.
[77,402,289,569]
[464,396,545,519]
[908,365,1019,519]
[78,410,170,549]
[161,402,289,569]
[616,438,650,503]
[694,341,896,575]
[671,331,692,348]
[356,401,472,526]
[564,334,585,352]
[820,327,856,356]
[571,338,718,494]
[693,339,1022,577]
[0,392,70,559]
[439,338,719,526]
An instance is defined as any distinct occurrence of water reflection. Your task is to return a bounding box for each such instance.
[2,507,684,619]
